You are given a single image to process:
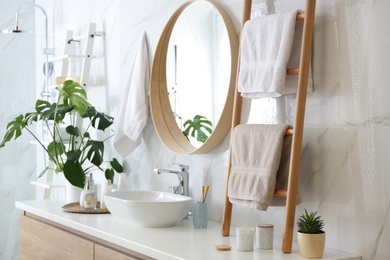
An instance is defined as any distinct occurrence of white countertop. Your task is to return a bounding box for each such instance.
[16,200,361,260]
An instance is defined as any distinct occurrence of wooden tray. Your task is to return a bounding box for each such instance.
[62,202,110,214]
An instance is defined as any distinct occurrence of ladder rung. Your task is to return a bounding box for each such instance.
[287,68,299,75]
[296,12,305,20]
[72,31,103,41]
[48,54,84,62]
[274,189,287,197]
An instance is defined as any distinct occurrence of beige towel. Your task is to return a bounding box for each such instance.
[270,134,302,206]
[228,124,297,210]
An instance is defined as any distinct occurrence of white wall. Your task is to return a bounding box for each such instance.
[0,1,36,259]
[1,0,389,259]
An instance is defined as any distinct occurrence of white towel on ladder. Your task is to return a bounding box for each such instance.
[114,31,150,158]
[238,10,299,98]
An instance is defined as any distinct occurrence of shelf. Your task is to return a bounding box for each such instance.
[30,179,65,189]
[48,54,84,62]
[72,30,104,41]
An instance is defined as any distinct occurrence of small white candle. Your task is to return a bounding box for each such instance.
[236,227,255,251]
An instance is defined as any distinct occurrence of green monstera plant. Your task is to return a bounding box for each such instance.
[182,115,213,143]
[0,80,123,189]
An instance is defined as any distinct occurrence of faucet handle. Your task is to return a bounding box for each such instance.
[169,186,180,194]
[170,162,189,172]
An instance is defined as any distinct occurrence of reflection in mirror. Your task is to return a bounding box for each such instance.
[166,1,231,147]
[150,0,238,154]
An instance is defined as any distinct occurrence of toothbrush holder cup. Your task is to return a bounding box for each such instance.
[192,202,208,229]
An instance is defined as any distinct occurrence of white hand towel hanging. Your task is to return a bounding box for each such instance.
[114,31,149,157]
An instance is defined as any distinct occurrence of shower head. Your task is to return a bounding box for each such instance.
[1,2,39,34]
[0,27,33,34]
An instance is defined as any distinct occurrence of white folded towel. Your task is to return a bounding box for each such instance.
[238,10,299,98]
[284,19,313,94]
[114,31,150,158]
[228,124,291,210]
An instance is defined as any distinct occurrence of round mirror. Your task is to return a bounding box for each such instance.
[150,0,238,154]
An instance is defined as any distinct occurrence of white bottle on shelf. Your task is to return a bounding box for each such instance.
[100,179,113,209]
[117,173,127,191]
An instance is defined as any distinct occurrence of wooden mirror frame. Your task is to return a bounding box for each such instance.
[150,0,238,154]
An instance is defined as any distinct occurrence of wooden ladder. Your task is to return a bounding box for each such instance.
[221,0,316,253]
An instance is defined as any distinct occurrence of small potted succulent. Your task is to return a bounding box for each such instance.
[297,209,326,259]
[0,80,123,189]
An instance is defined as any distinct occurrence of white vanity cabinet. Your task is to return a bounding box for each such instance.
[16,200,361,260]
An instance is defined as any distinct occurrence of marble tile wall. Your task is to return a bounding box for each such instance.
[1,0,389,259]
[0,1,36,259]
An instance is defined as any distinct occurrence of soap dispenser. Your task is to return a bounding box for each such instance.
[80,173,97,210]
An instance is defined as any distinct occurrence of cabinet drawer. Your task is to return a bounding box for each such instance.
[95,244,140,260]
[20,215,94,259]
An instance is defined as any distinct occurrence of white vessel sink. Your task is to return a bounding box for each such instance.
[104,191,193,227]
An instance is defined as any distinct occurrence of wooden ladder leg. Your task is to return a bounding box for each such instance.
[222,160,234,236]
[282,0,316,253]
[221,0,252,237]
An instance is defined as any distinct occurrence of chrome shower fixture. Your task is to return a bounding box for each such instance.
[1,2,55,99]
[0,28,32,34]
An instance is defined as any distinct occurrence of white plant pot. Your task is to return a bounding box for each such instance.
[65,181,83,203]
[297,232,326,259]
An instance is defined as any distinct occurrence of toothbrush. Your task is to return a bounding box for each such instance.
[201,185,209,203]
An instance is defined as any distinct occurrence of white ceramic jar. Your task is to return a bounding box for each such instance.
[255,224,274,250]
[236,227,255,251]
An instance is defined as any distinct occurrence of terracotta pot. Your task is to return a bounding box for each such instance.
[297,232,325,259]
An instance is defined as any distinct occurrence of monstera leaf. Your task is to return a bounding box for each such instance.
[36,100,74,123]
[57,80,89,115]
[83,106,114,131]
[47,141,66,159]
[105,158,124,183]
[182,115,213,143]
[63,160,86,189]
[0,115,27,148]
[85,140,104,166]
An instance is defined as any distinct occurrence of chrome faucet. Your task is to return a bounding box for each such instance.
[154,163,189,197]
